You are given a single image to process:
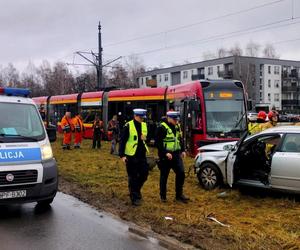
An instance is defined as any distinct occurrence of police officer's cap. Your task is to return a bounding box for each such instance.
[166,111,180,120]
[133,108,147,118]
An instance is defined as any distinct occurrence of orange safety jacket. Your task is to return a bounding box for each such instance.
[73,116,85,132]
[61,116,74,133]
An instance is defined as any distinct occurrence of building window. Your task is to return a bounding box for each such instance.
[274,80,280,88]
[191,69,194,75]
[259,85,262,90]
[164,74,169,81]
[159,75,162,82]
[208,66,213,75]
[183,71,188,79]
[274,66,280,75]
[268,79,271,88]
[141,78,144,85]
[217,66,220,73]
[274,93,279,102]
[268,93,271,101]
[268,66,271,74]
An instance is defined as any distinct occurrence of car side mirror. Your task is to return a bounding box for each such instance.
[47,126,57,142]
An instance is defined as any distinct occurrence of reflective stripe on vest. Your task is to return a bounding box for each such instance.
[160,122,181,152]
[124,120,149,156]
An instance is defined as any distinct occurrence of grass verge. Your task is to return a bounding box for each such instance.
[53,137,300,250]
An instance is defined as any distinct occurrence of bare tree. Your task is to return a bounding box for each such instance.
[217,47,227,58]
[74,68,98,92]
[263,43,279,58]
[0,65,4,87]
[20,62,45,96]
[245,41,260,57]
[2,63,20,87]
[228,44,243,56]
[108,63,130,88]
[124,55,145,87]
[38,61,75,95]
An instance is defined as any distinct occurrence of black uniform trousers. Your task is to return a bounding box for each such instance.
[126,156,149,202]
[159,152,185,199]
[92,132,101,149]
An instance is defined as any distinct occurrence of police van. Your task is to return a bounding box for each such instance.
[0,87,58,206]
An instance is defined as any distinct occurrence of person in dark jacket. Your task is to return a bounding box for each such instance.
[92,116,103,149]
[119,108,149,206]
[108,115,120,154]
[156,111,189,203]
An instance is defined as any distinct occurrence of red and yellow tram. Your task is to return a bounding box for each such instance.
[33,80,248,155]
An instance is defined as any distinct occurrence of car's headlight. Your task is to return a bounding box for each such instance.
[41,141,53,160]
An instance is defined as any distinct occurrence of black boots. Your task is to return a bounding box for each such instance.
[175,194,190,203]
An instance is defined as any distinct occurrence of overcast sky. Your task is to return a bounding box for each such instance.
[1,0,300,72]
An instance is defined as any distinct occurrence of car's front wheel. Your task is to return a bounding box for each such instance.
[197,163,221,190]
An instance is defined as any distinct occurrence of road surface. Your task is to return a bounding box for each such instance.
[0,192,164,250]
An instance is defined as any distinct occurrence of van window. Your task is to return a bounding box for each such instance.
[0,103,45,142]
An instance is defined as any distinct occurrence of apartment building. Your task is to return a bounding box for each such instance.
[138,56,300,112]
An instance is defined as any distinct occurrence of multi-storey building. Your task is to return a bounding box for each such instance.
[138,56,300,112]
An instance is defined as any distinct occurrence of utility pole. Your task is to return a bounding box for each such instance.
[67,21,121,91]
[97,22,103,91]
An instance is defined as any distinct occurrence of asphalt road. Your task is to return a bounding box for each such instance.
[0,192,164,250]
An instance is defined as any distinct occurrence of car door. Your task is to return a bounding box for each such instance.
[271,133,300,191]
[226,131,248,187]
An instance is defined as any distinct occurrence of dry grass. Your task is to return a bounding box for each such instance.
[53,136,300,250]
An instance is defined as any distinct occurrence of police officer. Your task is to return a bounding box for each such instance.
[156,111,189,203]
[119,108,149,206]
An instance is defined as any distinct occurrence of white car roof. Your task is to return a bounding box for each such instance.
[0,95,35,105]
[259,126,300,134]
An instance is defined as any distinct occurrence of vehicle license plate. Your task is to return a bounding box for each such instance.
[0,190,26,199]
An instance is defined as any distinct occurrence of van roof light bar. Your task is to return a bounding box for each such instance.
[0,87,30,97]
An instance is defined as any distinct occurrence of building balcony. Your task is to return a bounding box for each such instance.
[282,71,299,79]
[282,86,298,92]
[146,79,157,87]
[282,100,299,105]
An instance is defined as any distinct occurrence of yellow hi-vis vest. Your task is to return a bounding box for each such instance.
[124,120,149,156]
[161,122,182,152]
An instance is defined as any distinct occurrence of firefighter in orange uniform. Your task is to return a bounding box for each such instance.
[73,113,85,149]
[61,111,74,150]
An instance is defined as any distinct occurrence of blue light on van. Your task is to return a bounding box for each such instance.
[0,87,30,97]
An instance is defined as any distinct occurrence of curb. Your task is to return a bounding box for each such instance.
[128,225,196,250]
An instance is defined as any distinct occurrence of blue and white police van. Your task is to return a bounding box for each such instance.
[0,87,58,206]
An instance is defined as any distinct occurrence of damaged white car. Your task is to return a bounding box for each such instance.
[195,126,300,193]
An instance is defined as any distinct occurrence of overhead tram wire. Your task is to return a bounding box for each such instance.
[127,17,300,57]
[271,37,300,45]
[149,36,300,67]
[104,0,287,47]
